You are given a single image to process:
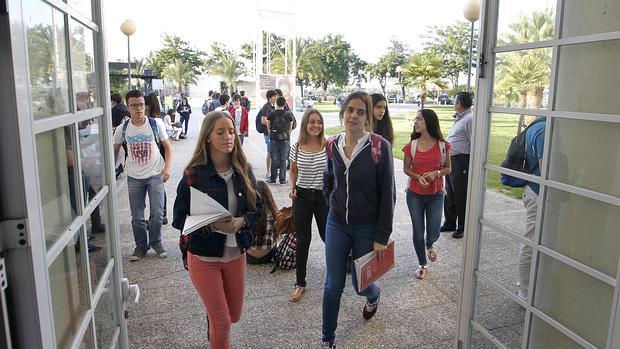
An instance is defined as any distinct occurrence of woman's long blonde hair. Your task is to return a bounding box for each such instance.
[185,110,257,209]
[296,108,326,147]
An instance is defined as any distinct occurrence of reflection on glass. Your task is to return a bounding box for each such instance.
[78,117,105,205]
[534,254,613,348]
[555,39,620,115]
[493,49,552,109]
[49,230,88,349]
[37,126,79,249]
[95,278,117,349]
[497,1,555,46]
[24,0,70,119]
[67,0,92,21]
[79,324,94,349]
[478,225,523,294]
[542,188,620,277]
[472,328,502,349]
[528,315,582,349]
[70,20,98,111]
[87,199,109,289]
[482,187,526,235]
[561,0,620,38]
[473,277,525,348]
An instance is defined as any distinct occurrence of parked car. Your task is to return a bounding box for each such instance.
[438,95,453,105]
[387,94,404,103]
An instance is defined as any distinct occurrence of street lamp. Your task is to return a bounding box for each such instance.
[395,66,402,113]
[120,19,136,91]
[463,0,480,92]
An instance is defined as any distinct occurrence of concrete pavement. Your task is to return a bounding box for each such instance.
[117,103,526,348]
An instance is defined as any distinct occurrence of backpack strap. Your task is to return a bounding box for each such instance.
[410,139,418,165]
[147,117,161,146]
[369,133,382,165]
[439,141,446,167]
[325,135,338,160]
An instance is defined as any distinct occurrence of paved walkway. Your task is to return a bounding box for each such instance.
[117,103,525,348]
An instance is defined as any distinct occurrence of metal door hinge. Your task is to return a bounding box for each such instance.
[478,53,487,79]
[0,219,29,251]
[0,257,7,291]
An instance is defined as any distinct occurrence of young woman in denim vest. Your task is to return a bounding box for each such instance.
[172,111,263,349]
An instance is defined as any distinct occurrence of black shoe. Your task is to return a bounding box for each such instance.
[163,217,168,225]
[266,179,277,184]
[91,224,106,234]
[280,179,289,185]
[452,230,464,239]
[440,224,456,232]
[362,287,380,320]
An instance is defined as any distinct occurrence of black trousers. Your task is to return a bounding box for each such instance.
[444,154,470,233]
[292,186,327,287]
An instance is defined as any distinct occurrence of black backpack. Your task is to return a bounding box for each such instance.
[500,118,545,187]
[270,111,291,141]
[255,110,266,134]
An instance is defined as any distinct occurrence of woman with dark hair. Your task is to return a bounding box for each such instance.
[371,93,394,145]
[288,108,327,302]
[402,109,452,280]
[176,97,192,137]
[321,91,396,349]
[173,110,263,349]
[246,180,277,264]
[145,93,169,224]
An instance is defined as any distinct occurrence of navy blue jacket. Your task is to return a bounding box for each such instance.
[323,133,396,245]
[173,163,263,257]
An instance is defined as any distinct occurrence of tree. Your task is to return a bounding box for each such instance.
[161,59,198,92]
[402,53,447,108]
[205,43,246,93]
[424,21,477,89]
[270,37,321,97]
[367,40,410,95]
[367,62,390,95]
[312,34,355,91]
[148,34,206,76]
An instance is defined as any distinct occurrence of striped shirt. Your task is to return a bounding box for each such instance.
[289,142,327,190]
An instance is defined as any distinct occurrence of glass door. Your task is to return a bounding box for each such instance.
[1,0,129,347]
[457,0,620,348]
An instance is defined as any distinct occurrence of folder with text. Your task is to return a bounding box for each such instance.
[354,240,395,291]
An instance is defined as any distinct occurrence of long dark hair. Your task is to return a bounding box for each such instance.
[411,109,446,141]
[145,92,161,117]
[371,93,394,145]
[253,181,277,242]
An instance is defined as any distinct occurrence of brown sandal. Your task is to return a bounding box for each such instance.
[289,286,305,302]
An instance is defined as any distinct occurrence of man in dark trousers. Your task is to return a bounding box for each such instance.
[442,92,473,239]
[260,90,278,179]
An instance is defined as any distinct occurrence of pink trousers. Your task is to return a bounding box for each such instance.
[188,252,246,349]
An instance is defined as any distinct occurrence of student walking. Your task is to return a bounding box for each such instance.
[177,97,192,137]
[321,91,396,349]
[172,111,263,349]
[403,109,452,279]
[267,96,294,184]
[288,108,328,302]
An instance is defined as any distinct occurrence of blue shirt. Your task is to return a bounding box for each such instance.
[524,119,546,194]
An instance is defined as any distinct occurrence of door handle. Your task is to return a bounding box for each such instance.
[121,278,140,304]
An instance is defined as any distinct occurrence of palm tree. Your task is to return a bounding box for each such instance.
[209,53,245,93]
[271,38,321,97]
[161,59,197,92]
[402,53,447,108]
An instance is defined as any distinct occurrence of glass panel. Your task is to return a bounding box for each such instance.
[78,116,105,205]
[472,328,501,348]
[555,40,620,115]
[533,254,613,348]
[49,230,88,349]
[37,126,79,249]
[70,20,98,111]
[528,315,583,349]
[473,277,525,348]
[86,199,109,289]
[547,118,620,198]
[561,0,620,38]
[478,225,524,295]
[493,49,552,109]
[94,278,117,349]
[23,0,70,119]
[67,0,92,21]
[482,188,527,235]
[497,1,556,46]
[79,323,94,349]
[541,187,620,277]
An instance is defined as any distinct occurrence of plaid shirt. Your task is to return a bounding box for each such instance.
[251,212,275,251]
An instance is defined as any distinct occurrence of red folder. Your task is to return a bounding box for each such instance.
[354,240,395,291]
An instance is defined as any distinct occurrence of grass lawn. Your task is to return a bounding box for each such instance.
[325,105,524,199]
[310,102,341,113]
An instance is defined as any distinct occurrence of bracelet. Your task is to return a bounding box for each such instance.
[437,170,441,177]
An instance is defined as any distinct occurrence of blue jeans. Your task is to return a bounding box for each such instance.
[127,175,165,250]
[180,114,190,134]
[270,140,289,182]
[406,190,444,266]
[322,215,380,343]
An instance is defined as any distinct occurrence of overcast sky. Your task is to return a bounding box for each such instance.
[104,0,555,64]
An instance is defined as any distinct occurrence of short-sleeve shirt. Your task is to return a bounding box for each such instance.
[113,118,168,179]
[402,140,451,195]
[267,109,294,141]
[525,119,546,194]
[289,143,326,190]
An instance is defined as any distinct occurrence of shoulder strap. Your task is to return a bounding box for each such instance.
[410,139,418,165]
[439,141,446,167]
[121,120,130,144]
[326,135,338,160]
[370,133,382,165]
[147,117,160,145]
[295,142,299,162]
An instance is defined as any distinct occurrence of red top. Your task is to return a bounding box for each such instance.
[228,106,249,134]
[402,140,451,195]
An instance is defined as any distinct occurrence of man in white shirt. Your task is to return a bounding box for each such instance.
[114,90,172,261]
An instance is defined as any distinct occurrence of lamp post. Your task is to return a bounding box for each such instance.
[385,71,390,97]
[120,19,136,91]
[463,0,480,92]
[395,66,402,113]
